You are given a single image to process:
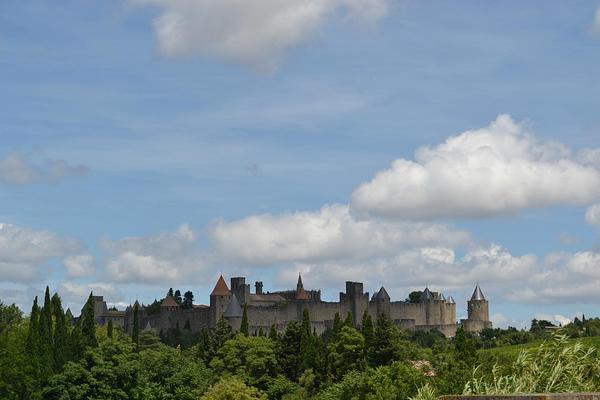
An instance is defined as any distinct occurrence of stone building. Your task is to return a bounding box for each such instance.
[104,275,491,338]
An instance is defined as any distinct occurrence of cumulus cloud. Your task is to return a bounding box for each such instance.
[585,204,600,229]
[63,253,96,278]
[131,0,389,70]
[0,223,86,282]
[211,203,470,265]
[101,224,212,284]
[0,153,89,185]
[592,5,600,34]
[352,115,600,220]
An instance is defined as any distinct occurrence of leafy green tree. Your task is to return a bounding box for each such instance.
[407,291,423,303]
[0,301,23,334]
[241,304,250,336]
[44,338,140,399]
[210,315,234,358]
[454,325,477,366]
[81,292,97,348]
[201,376,266,400]
[196,327,211,362]
[328,325,366,378]
[361,310,374,357]
[210,334,277,388]
[265,375,300,400]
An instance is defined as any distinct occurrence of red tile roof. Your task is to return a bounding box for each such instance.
[211,275,230,296]
[161,295,179,307]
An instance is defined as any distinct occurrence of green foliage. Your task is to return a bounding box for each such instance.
[107,319,113,338]
[465,333,600,395]
[410,383,438,400]
[241,304,250,336]
[132,302,140,348]
[81,292,98,348]
[278,321,303,381]
[0,301,23,334]
[183,290,194,309]
[201,376,267,400]
[371,312,394,366]
[265,375,300,400]
[210,334,277,387]
[407,291,423,303]
[145,299,162,316]
[51,293,69,371]
[328,325,366,379]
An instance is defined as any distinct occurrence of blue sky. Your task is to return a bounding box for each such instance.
[1,0,600,328]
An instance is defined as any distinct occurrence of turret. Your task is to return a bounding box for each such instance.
[372,286,390,317]
[223,293,243,331]
[210,275,231,328]
[296,274,309,300]
[463,284,491,333]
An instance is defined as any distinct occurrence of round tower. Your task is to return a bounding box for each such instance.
[223,293,243,331]
[467,284,489,322]
[210,275,231,328]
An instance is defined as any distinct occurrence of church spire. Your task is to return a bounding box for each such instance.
[297,273,304,290]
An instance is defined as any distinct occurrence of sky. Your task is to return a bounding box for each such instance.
[1,0,600,329]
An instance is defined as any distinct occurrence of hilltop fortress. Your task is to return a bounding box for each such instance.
[90,275,491,338]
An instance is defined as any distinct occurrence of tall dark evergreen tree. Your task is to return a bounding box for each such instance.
[81,292,98,348]
[173,290,182,305]
[196,327,211,362]
[300,308,317,372]
[107,319,113,339]
[278,321,303,381]
[240,304,249,336]
[183,291,194,309]
[361,310,374,357]
[331,312,342,342]
[344,311,354,327]
[51,293,68,370]
[269,324,278,341]
[454,325,477,366]
[211,315,234,358]
[132,302,140,348]
[26,296,40,356]
[372,312,394,366]
[167,288,174,297]
[38,286,54,379]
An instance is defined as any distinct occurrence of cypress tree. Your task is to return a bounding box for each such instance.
[38,286,54,379]
[51,293,68,370]
[372,312,394,366]
[68,321,86,361]
[344,311,354,327]
[107,319,113,339]
[300,308,316,371]
[26,296,40,356]
[454,325,477,366]
[331,312,342,342]
[211,315,233,358]
[196,327,211,362]
[174,290,182,305]
[240,304,249,336]
[81,292,98,348]
[278,321,303,381]
[269,324,278,341]
[132,302,140,347]
[167,288,174,297]
[361,310,374,357]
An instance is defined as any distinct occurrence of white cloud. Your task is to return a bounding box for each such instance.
[0,223,84,282]
[101,224,212,284]
[351,115,600,220]
[534,313,571,327]
[592,5,600,34]
[131,0,389,71]
[0,153,89,185]
[211,203,470,265]
[63,253,96,278]
[585,204,600,229]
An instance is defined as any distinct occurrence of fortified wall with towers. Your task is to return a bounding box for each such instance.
[90,275,491,338]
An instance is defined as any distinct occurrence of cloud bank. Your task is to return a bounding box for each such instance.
[131,0,389,70]
[352,115,600,219]
[0,153,89,185]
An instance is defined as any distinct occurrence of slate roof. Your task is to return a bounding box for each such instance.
[471,284,486,301]
[421,287,433,301]
[373,286,390,300]
[224,294,243,318]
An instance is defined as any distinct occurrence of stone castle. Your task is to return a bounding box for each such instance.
[87,275,491,338]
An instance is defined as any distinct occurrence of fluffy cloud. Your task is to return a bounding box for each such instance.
[101,224,212,284]
[352,115,600,220]
[585,204,600,229]
[131,0,389,70]
[0,223,85,282]
[63,253,96,278]
[211,203,470,265]
[0,153,89,185]
[592,5,600,34]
